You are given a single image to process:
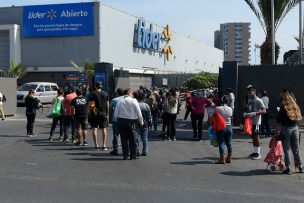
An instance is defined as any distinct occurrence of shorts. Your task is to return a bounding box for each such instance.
[75,117,88,130]
[91,115,108,129]
[252,125,260,135]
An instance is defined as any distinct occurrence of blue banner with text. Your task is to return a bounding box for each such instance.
[23,2,94,37]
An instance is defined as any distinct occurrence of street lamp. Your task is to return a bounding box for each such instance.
[271,0,275,64]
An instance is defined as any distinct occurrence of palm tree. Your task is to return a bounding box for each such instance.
[8,60,27,78]
[70,60,94,75]
[244,0,299,64]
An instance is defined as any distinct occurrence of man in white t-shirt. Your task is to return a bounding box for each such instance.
[243,88,266,160]
[0,92,5,120]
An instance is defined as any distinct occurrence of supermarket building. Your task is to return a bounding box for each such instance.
[0,2,223,89]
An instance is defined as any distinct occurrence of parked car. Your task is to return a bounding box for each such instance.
[17,82,58,104]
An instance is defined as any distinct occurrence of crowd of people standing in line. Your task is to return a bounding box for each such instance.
[18,82,304,173]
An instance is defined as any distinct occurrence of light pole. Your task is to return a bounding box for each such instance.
[271,0,275,64]
[300,0,303,64]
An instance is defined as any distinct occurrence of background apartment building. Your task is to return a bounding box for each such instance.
[214,23,251,65]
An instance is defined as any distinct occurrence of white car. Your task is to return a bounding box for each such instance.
[17,82,58,104]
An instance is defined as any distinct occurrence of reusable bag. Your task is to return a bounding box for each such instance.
[47,99,62,118]
[212,107,226,131]
[244,117,253,135]
[208,126,218,147]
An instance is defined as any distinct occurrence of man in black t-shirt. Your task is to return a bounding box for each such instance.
[88,83,109,150]
[71,89,88,146]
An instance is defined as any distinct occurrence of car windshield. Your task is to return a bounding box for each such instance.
[19,84,38,91]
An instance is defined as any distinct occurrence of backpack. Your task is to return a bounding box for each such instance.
[146,93,158,111]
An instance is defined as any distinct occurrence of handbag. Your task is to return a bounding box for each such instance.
[208,126,218,147]
[244,117,253,135]
[212,107,226,131]
[47,99,62,118]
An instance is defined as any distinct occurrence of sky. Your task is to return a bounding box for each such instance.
[1,0,301,64]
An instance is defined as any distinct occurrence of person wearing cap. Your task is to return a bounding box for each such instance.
[109,88,124,156]
[243,88,266,160]
[71,88,89,146]
[63,86,77,143]
[88,83,109,151]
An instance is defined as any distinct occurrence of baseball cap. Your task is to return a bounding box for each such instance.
[247,84,253,89]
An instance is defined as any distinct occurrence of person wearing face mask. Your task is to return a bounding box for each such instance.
[243,88,266,160]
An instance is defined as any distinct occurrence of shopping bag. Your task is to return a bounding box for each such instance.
[47,100,62,118]
[244,117,253,135]
[212,107,226,131]
[208,126,218,147]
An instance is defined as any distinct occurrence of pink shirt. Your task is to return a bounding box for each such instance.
[191,96,211,115]
[63,92,77,116]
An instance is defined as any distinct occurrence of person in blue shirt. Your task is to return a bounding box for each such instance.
[109,88,124,155]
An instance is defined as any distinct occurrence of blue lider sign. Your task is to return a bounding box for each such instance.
[23,2,94,37]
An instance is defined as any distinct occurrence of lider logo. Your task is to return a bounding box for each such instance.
[134,19,173,61]
[47,9,57,20]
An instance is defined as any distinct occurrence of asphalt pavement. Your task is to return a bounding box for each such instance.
[0,107,304,203]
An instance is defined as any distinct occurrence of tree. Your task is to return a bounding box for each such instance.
[8,60,27,78]
[70,60,95,76]
[183,71,218,90]
[244,0,299,64]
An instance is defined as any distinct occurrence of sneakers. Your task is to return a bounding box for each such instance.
[29,134,37,137]
[248,153,256,158]
[101,146,107,151]
[48,137,53,141]
[62,139,69,143]
[83,141,88,146]
[74,141,81,146]
[141,152,147,156]
[2,118,5,121]
[252,153,261,160]
[58,137,63,141]
[283,168,291,175]
[93,146,99,151]
[297,165,304,173]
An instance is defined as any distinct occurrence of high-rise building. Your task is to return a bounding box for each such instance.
[214,23,251,65]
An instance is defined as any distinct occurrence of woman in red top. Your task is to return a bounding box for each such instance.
[191,90,211,141]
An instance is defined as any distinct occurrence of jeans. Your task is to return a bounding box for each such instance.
[50,116,63,137]
[63,115,75,140]
[184,106,191,120]
[167,113,177,139]
[139,128,149,154]
[261,110,270,136]
[216,125,233,154]
[151,110,158,131]
[112,122,119,152]
[162,112,169,133]
[118,118,139,158]
[191,114,204,139]
[26,113,36,135]
[281,126,302,169]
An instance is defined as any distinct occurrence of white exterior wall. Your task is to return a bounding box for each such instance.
[99,4,223,73]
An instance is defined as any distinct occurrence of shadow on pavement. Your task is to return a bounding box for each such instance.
[0,134,26,138]
[170,157,217,165]
[221,169,278,176]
